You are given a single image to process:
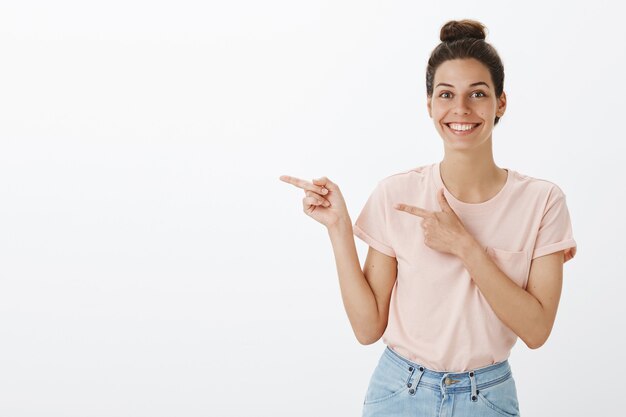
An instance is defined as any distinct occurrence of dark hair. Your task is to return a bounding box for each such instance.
[426,19,505,125]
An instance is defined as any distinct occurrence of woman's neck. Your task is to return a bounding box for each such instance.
[439,156,508,204]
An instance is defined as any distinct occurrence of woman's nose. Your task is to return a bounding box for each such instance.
[453,97,471,114]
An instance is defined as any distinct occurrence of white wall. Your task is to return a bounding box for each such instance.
[0,1,622,416]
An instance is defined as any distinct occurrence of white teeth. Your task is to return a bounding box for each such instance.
[448,123,478,131]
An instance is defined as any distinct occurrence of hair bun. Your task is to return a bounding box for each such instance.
[440,19,487,42]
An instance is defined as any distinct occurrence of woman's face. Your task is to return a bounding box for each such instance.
[427,58,506,152]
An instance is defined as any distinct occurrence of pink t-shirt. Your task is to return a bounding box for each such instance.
[353,161,577,372]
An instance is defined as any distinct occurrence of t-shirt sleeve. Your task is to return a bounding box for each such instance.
[353,181,396,258]
[532,187,577,263]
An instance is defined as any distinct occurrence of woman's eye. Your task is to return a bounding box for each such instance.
[438,91,485,99]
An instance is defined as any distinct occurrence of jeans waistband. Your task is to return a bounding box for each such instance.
[383,346,512,394]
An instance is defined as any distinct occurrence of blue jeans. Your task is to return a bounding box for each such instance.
[362,346,521,417]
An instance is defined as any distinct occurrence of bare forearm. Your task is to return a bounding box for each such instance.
[458,238,547,348]
[327,218,380,344]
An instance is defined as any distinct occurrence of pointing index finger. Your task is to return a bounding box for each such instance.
[393,203,432,218]
[279,175,328,195]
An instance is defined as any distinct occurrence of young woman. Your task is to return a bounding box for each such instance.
[279,19,576,417]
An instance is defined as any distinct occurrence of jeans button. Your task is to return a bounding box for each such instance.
[444,377,460,385]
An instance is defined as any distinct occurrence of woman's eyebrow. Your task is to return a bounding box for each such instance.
[435,81,490,89]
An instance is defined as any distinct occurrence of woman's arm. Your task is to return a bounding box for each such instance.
[279,174,397,345]
[458,238,564,349]
[327,219,397,345]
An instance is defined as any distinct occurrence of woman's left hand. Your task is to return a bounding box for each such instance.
[393,188,475,257]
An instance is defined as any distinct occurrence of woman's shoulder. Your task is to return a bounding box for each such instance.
[377,163,434,188]
[508,167,568,200]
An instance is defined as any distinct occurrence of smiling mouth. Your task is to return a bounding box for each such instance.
[445,123,481,133]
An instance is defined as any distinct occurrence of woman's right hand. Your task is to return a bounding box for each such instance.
[279,175,350,229]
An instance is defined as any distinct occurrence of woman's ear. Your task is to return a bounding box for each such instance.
[496,91,507,117]
[426,96,432,118]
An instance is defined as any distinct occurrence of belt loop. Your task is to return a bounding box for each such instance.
[407,364,425,396]
[469,370,478,402]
